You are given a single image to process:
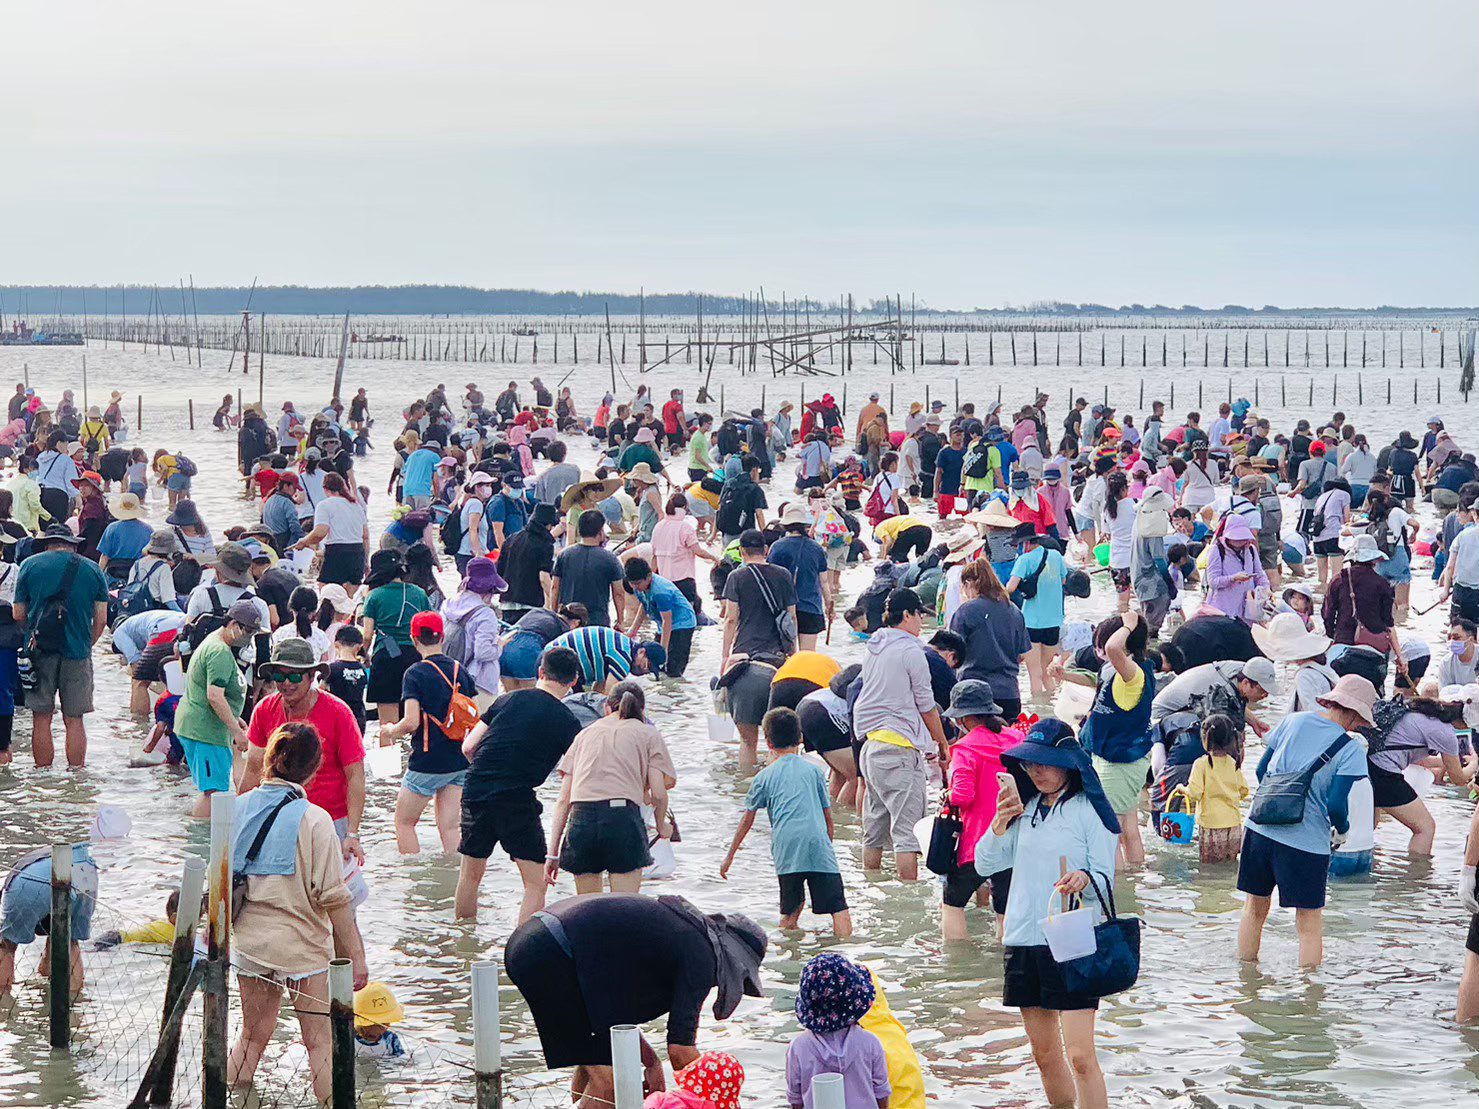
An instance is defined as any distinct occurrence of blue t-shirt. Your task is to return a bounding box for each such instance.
[743,754,838,875]
[994,441,1019,487]
[767,534,828,617]
[97,519,153,562]
[36,451,81,493]
[487,492,531,541]
[1010,547,1067,630]
[401,448,441,499]
[1245,711,1367,856]
[934,446,965,495]
[636,575,696,631]
[458,498,491,556]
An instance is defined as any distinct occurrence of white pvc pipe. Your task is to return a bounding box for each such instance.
[471,960,501,1074]
[811,1073,846,1109]
[610,1024,642,1109]
[175,858,206,941]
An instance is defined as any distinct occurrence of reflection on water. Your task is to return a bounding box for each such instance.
[0,341,1477,1105]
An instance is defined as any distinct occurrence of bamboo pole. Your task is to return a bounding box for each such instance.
[330,959,356,1109]
[49,845,72,1049]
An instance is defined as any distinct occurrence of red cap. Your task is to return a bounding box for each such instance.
[1310,441,1327,455]
[410,611,444,639]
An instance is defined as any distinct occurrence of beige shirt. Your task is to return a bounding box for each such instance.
[233,784,352,976]
[558,716,677,804]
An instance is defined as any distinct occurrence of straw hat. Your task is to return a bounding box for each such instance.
[1317,674,1378,727]
[110,390,123,402]
[108,491,148,520]
[626,462,660,485]
[965,505,1019,530]
[1251,611,1333,662]
[560,471,622,510]
[943,531,985,564]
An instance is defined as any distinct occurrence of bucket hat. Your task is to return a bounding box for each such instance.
[144,528,180,557]
[779,502,814,527]
[212,541,254,585]
[464,557,509,596]
[267,637,323,672]
[626,461,660,485]
[675,1052,744,1109]
[633,426,657,443]
[1317,673,1378,727]
[353,983,405,1030]
[364,548,405,587]
[39,524,83,547]
[1345,534,1385,563]
[165,499,203,528]
[795,953,876,1034]
[1001,718,1121,835]
[1251,611,1332,662]
[943,679,1002,720]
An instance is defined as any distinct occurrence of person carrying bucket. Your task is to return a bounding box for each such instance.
[1180,714,1248,863]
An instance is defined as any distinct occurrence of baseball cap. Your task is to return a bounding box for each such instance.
[1240,656,1278,696]
[868,392,880,401]
[226,599,264,632]
[638,640,667,674]
[738,528,767,551]
[410,611,445,640]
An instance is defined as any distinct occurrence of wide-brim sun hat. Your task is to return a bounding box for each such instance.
[965,505,1020,531]
[464,557,509,595]
[268,637,324,672]
[1001,718,1121,835]
[561,472,623,510]
[108,491,148,520]
[1251,611,1333,662]
[1221,515,1256,543]
[1317,673,1378,727]
[795,952,876,1035]
[626,462,660,485]
[1346,534,1385,563]
[779,502,813,527]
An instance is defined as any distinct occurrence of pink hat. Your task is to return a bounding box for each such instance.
[1221,515,1256,543]
[634,426,657,444]
[1317,674,1377,726]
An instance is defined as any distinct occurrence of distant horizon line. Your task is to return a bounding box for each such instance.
[0,284,1475,318]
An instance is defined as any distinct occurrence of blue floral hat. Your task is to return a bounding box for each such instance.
[795,953,875,1035]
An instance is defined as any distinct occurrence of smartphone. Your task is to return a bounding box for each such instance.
[997,771,1018,798]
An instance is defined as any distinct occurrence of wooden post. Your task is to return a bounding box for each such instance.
[49,845,72,1049]
[150,858,206,1105]
[841,383,846,416]
[889,383,894,413]
[330,959,356,1109]
[202,793,233,1109]
[187,399,194,430]
[954,379,960,411]
[137,393,143,432]
[611,1026,642,1109]
[473,961,503,1109]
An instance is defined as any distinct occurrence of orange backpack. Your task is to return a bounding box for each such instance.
[424,660,480,749]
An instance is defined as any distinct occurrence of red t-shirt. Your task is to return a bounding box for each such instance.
[661,400,684,435]
[247,691,365,820]
[251,469,281,500]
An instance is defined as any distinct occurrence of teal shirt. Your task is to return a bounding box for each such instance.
[743,754,838,875]
[14,550,109,659]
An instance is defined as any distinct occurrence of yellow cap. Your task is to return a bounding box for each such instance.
[353,982,405,1029]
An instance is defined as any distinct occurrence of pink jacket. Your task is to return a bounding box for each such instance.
[948,725,1023,865]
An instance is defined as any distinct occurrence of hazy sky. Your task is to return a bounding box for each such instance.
[4,0,1474,308]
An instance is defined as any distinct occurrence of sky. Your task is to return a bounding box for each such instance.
[3,0,1475,309]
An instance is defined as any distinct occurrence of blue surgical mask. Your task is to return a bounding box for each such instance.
[1450,640,1469,656]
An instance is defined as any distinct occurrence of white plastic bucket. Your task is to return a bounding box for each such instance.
[1402,764,1435,799]
[364,742,402,780]
[706,714,734,742]
[163,659,186,696]
[1042,906,1097,963]
[644,839,677,880]
[291,548,314,572]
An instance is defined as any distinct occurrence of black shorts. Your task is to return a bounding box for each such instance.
[769,677,822,714]
[1003,944,1099,1011]
[995,697,1022,723]
[559,801,651,875]
[505,916,607,1067]
[459,789,547,862]
[666,431,685,451]
[1313,537,1342,557]
[796,610,826,637]
[132,638,175,684]
[778,871,848,916]
[1028,626,1060,646]
[1236,827,1331,910]
[943,863,1011,911]
[1467,914,1479,957]
[1368,761,1419,809]
[367,646,416,704]
[797,698,852,756]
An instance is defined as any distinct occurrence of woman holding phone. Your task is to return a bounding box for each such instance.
[972,718,1122,1109]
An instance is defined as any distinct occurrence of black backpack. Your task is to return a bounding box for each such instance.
[716,483,748,536]
[30,554,82,655]
[964,443,991,480]
[1364,699,1411,758]
[181,586,256,656]
[440,501,465,555]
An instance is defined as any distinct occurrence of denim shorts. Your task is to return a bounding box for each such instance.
[180,737,235,793]
[167,474,191,493]
[1,855,98,945]
[401,769,468,797]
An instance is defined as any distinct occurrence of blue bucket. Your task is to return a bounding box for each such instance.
[1157,810,1196,846]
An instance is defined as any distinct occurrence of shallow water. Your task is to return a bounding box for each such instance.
[1,332,1477,1106]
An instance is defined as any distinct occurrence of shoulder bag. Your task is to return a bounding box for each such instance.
[1058,872,1142,998]
[924,797,963,877]
[1247,733,1352,826]
[746,565,797,655]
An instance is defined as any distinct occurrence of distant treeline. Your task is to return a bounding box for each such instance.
[0,285,1474,318]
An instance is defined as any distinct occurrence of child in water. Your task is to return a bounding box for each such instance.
[1183,713,1249,863]
[786,953,891,1109]
[353,983,411,1061]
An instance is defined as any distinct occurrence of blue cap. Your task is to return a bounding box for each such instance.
[638,641,667,674]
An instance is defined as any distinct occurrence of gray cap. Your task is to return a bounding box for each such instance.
[1240,656,1278,695]
[226,599,264,632]
[943,679,1003,720]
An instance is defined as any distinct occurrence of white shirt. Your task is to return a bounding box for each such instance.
[127,553,178,605]
[1449,524,1479,587]
[272,622,333,662]
[1105,498,1136,569]
[314,497,366,545]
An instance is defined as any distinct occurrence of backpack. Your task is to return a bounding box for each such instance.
[80,421,108,453]
[29,554,82,655]
[442,616,472,667]
[1364,699,1411,758]
[715,482,749,536]
[963,443,991,480]
[182,586,255,656]
[440,499,465,555]
[425,660,479,746]
[817,509,850,550]
[115,561,168,622]
[174,455,199,478]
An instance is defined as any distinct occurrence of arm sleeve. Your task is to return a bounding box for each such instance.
[665,948,713,1047]
[869,1033,893,1099]
[948,747,977,807]
[785,1043,806,1107]
[908,649,935,715]
[305,815,352,912]
[1205,550,1236,591]
[1083,807,1119,880]
[1327,774,1358,835]
[1185,758,1206,809]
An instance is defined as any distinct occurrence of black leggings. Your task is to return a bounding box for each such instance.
[665,628,694,678]
[673,576,703,620]
[890,525,933,563]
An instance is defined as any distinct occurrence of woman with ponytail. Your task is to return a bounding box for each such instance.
[546,680,678,896]
[271,586,332,661]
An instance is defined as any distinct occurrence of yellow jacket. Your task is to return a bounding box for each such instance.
[860,969,925,1109]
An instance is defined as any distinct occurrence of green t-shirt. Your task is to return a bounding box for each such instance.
[687,429,712,470]
[14,550,109,660]
[174,631,245,747]
[617,443,661,474]
[362,582,431,648]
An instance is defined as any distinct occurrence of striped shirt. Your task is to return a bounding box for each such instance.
[550,626,636,688]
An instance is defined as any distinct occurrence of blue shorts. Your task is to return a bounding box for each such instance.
[128,482,148,499]
[1236,827,1331,910]
[1,856,98,945]
[1377,545,1412,586]
[180,737,234,794]
[401,769,468,798]
[500,632,544,681]
[167,474,191,493]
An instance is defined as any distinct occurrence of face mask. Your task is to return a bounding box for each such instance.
[1450,640,1469,656]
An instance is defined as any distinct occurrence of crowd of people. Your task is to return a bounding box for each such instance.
[5,371,1479,1108]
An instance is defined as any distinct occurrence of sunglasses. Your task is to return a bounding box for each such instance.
[264,669,313,685]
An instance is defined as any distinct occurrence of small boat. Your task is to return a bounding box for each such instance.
[512,327,539,337]
[0,321,84,346]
